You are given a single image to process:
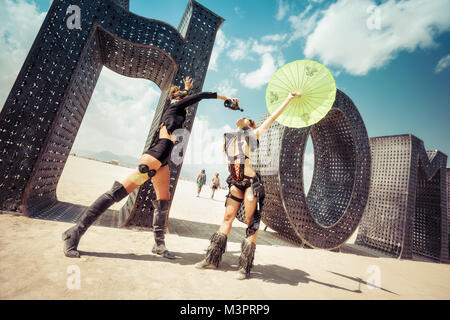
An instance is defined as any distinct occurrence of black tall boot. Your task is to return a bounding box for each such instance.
[62,181,128,258]
[195,231,228,269]
[236,238,256,280]
[151,199,175,259]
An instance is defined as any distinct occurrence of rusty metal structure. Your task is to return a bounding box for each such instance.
[0,0,224,228]
[237,90,372,250]
[355,135,449,262]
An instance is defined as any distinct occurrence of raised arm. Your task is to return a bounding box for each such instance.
[182,76,239,106]
[217,94,239,105]
[176,91,219,108]
[254,92,300,139]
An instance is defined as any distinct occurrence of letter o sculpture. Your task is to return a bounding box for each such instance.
[236,89,371,250]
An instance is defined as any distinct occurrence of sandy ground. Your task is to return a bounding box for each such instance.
[0,155,449,300]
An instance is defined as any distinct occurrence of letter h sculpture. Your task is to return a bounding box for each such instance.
[0,0,224,228]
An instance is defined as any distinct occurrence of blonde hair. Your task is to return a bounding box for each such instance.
[169,85,189,101]
[168,85,180,100]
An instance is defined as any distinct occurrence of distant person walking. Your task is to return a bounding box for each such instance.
[197,170,207,197]
[211,173,220,199]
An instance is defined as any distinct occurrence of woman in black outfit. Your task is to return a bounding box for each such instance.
[62,77,239,259]
[195,92,299,279]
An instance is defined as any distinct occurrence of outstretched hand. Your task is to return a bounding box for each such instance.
[255,91,301,138]
[287,92,301,101]
[229,97,239,105]
[183,77,194,91]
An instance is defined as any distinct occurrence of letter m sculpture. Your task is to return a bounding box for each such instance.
[0,0,224,229]
[356,135,448,262]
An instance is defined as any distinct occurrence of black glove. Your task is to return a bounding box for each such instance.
[224,99,244,112]
[226,175,233,188]
[251,175,265,200]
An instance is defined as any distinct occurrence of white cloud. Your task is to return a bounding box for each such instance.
[261,34,288,42]
[227,37,281,62]
[209,29,229,72]
[435,54,450,73]
[183,115,231,166]
[252,41,278,55]
[304,152,314,166]
[239,53,279,89]
[303,152,314,193]
[234,6,244,18]
[0,0,162,158]
[180,115,234,181]
[226,38,253,62]
[0,0,47,109]
[217,79,238,97]
[225,36,286,89]
[276,54,286,68]
[287,4,320,44]
[221,31,289,90]
[276,0,289,21]
[303,0,450,75]
[72,68,161,156]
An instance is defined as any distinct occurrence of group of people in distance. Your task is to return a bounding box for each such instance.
[62,76,299,279]
[196,170,220,199]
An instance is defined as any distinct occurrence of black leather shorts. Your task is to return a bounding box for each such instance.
[144,138,174,167]
[226,173,265,197]
[230,178,252,192]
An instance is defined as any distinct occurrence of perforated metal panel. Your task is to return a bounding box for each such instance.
[447,168,450,258]
[0,0,224,228]
[122,0,225,228]
[237,90,371,249]
[355,135,449,262]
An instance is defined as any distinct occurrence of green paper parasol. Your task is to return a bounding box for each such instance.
[265,60,336,128]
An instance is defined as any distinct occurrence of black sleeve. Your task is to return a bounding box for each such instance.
[173,92,218,111]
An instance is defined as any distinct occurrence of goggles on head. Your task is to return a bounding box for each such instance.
[173,90,188,99]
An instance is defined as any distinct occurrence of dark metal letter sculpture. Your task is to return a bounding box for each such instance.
[355,135,449,262]
[0,0,224,228]
[447,168,450,258]
[237,90,371,250]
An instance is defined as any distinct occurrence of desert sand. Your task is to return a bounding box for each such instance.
[0,155,449,300]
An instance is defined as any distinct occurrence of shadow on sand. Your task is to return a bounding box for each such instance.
[32,201,421,266]
[79,250,369,293]
[328,271,398,295]
[168,218,298,247]
[29,200,296,247]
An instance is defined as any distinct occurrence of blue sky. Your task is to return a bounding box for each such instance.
[131,0,450,147]
[1,0,449,176]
